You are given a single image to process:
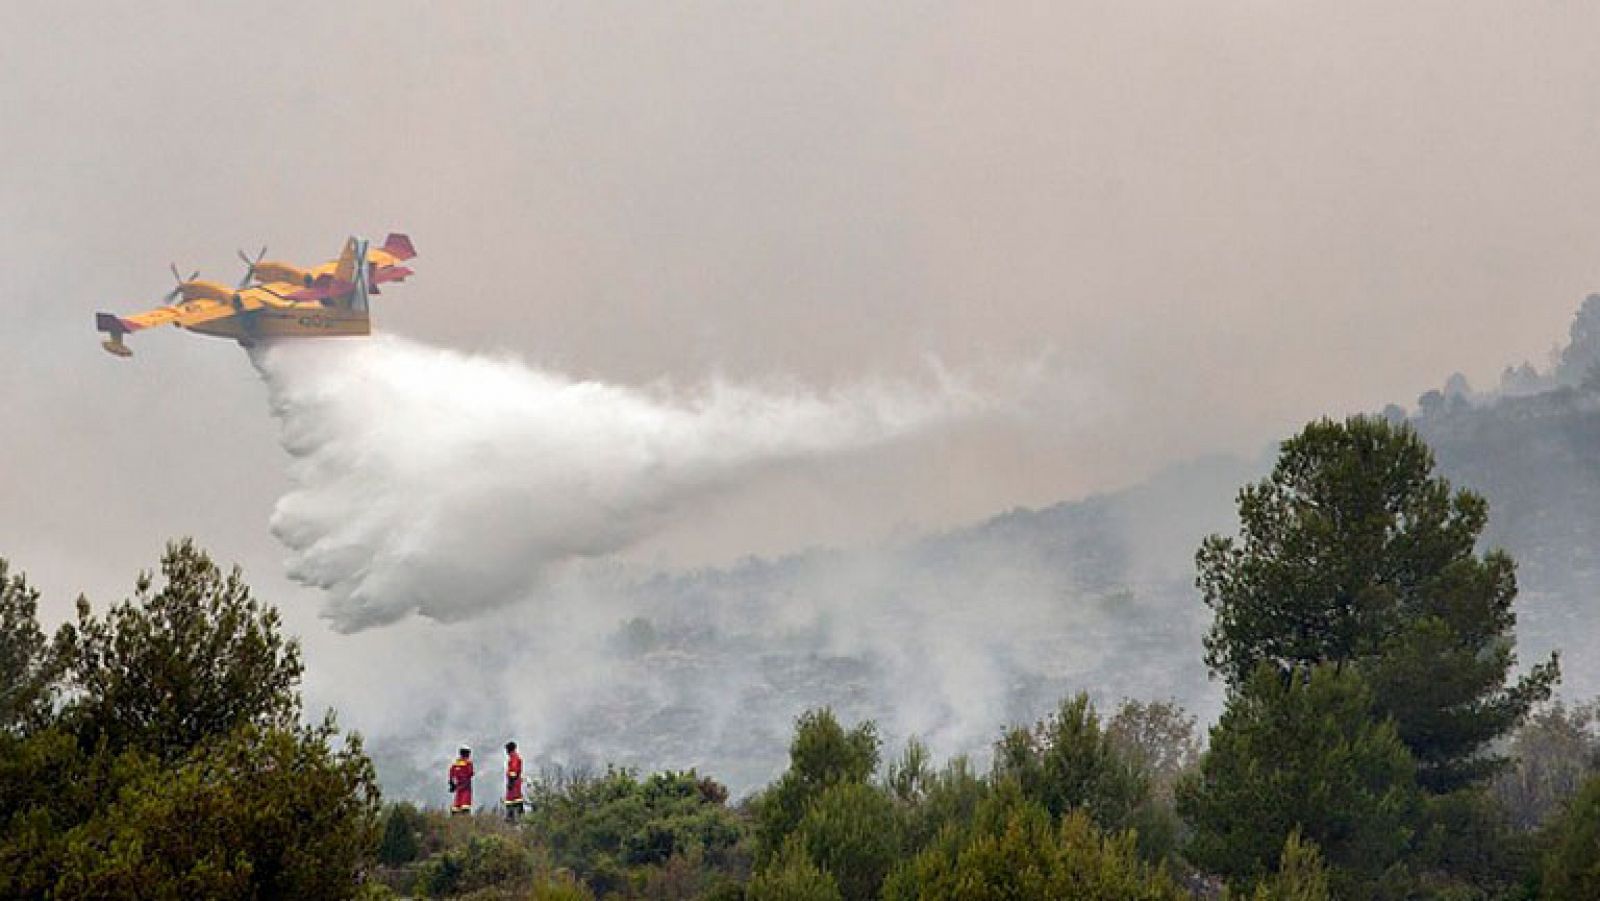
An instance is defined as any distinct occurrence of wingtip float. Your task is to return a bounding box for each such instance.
[95,232,416,358]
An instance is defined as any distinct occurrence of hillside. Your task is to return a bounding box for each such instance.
[370,302,1600,803]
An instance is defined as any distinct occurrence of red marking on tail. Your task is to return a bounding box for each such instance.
[371,264,413,285]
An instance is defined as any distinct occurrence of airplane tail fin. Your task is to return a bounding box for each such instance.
[332,237,360,285]
[331,237,371,312]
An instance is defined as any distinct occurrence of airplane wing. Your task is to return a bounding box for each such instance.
[120,298,237,330]
[95,298,237,356]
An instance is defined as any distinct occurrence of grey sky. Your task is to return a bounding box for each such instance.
[4,1,1600,679]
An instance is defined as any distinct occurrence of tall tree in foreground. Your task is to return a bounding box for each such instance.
[54,538,305,761]
[1196,416,1557,791]
[0,541,378,901]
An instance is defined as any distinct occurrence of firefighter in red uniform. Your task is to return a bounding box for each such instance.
[504,741,525,822]
[448,746,474,815]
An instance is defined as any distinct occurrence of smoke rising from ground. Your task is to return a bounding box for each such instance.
[250,334,1251,800]
[253,335,1197,797]
[254,336,989,631]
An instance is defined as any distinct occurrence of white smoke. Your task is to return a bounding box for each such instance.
[254,335,1221,800]
[254,335,988,631]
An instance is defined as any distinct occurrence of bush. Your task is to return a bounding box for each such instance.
[747,837,842,901]
[525,766,746,886]
[792,782,900,901]
[379,802,425,866]
[53,718,380,900]
[1541,774,1600,899]
[883,789,1184,901]
[1247,831,1331,901]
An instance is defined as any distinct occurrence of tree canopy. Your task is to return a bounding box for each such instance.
[1197,415,1557,790]
[0,542,377,900]
[1178,663,1418,895]
[0,560,55,735]
[54,539,305,761]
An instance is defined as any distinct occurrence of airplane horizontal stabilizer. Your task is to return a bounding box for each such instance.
[372,265,414,286]
[96,312,134,335]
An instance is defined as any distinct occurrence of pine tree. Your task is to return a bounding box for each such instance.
[1197,416,1557,790]
[54,538,305,761]
[1177,664,1417,895]
[0,560,56,735]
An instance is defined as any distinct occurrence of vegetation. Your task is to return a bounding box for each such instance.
[0,540,378,900]
[1187,415,1577,897]
[1197,415,1558,793]
[4,412,1599,898]
[1541,774,1600,900]
[1177,663,1417,895]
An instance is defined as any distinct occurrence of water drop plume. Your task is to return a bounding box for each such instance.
[254,336,985,631]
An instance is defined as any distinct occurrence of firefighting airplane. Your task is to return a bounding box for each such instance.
[95,233,416,357]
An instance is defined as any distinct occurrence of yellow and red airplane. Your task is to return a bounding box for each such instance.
[96,233,416,357]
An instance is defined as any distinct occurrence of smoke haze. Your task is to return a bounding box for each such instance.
[6,0,1600,804]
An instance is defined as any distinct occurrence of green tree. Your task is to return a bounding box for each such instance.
[1197,416,1557,791]
[52,717,380,901]
[0,543,381,900]
[1247,830,1331,901]
[378,802,425,866]
[1407,787,1534,897]
[747,836,843,901]
[992,693,1150,832]
[0,729,118,899]
[1541,774,1600,900]
[792,781,900,901]
[0,560,56,735]
[755,709,879,862]
[55,539,305,761]
[1177,664,1418,895]
[895,754,987,852]
[883,789,1184,901]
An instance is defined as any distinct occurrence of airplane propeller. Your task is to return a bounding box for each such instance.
[164,263,199,303]
[236,246,267,288]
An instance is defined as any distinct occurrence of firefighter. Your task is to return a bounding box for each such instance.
[448,746,474,815]
[504,741,526,822]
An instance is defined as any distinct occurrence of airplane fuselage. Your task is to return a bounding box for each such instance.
[187,305,370,344]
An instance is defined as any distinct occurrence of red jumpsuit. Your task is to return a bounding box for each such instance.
[505,750,524,807]
[449,756,474,813]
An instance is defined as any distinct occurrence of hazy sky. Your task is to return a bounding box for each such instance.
[5,1,1600,676]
